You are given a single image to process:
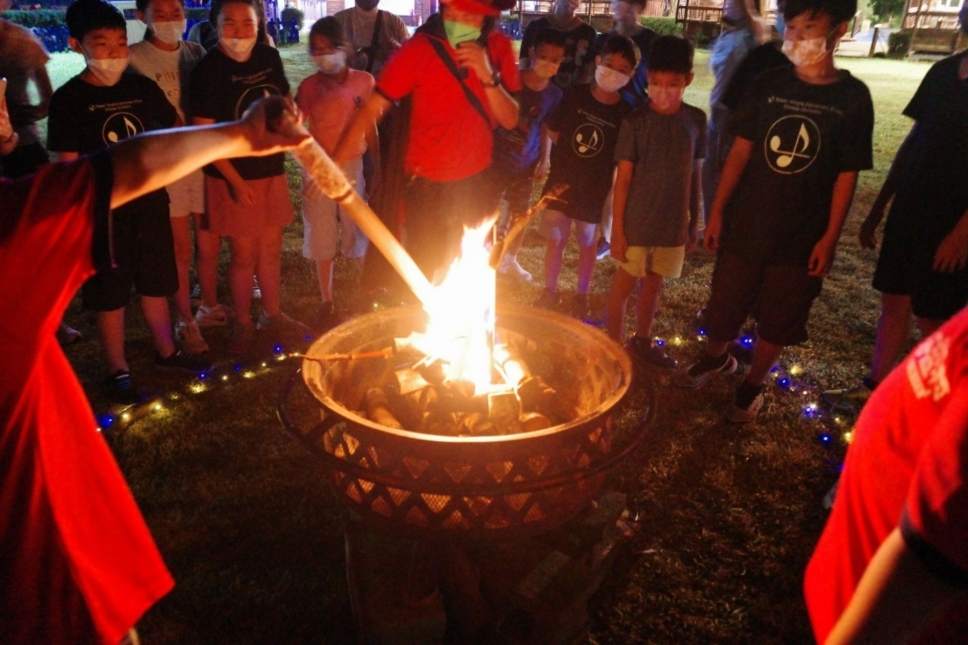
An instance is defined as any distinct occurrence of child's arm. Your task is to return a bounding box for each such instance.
[933,207,968,273]
[533,124,552,181]
[192,115,255,205]
[704,136,753,251]
[688,159,703,252]
[859,124,918,250]
[808,170,858,277]
[364,112,380,187]
[453,43,519,130]
[610,160,634,263]
[333,93,391,167]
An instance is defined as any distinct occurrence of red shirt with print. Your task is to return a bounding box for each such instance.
[376,26,521,182]
[805,306,968,643]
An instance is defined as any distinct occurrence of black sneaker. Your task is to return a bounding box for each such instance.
[596,237,610,261]
[313,301,342,334]
[728,381,765,423]
[627,335,678,370]
[155,350,214,374]
[674,352,738,388]
[101,370,142,405]
[571,293,591,319]
[533,288,562,310]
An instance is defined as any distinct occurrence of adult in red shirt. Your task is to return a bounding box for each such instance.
[0,99,307,644]
[805,305,968,644]
[334,0,520,286]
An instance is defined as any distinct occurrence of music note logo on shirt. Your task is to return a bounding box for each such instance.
[102,112,144,145]
[573,123,604,158]
[764,115,821,175]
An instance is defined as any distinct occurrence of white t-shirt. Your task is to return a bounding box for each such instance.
[128,39,206,121]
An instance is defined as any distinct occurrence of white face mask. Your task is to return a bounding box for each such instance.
[781,34,829,67]
[595,65,631,92]
[221,36,257,62]
[312,50,347,74]
[150,19,187,45]
[648,85,685,112]
[532,59,561,80]
[87,57,128,86]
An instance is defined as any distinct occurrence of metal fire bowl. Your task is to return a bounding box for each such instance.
[277,304,652,542]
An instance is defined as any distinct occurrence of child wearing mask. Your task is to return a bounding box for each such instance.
[47,0,213,403]
[676,0,874,424]
[129,0,216,354]
[606,36,705,369]
[491,27,566,282]
[189,0,308,355]
[535,34,636,319]
[295,17,376,332]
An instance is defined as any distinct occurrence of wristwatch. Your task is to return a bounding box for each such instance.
[482,70,501,88]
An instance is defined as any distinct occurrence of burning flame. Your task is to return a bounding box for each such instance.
[411,221,497,393]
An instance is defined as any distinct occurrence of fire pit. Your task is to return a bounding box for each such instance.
[278,304,652,542]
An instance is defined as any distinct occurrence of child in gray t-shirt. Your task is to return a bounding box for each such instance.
[605,35,705,370]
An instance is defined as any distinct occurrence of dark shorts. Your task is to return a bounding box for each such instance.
[873,219,968,320]
[82,197,177,311]
[490,162,537,215]
[705,252,823,346]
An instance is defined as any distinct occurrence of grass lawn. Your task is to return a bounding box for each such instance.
[46,48,935,643]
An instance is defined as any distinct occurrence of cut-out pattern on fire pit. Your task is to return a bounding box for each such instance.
[288,305,636,541]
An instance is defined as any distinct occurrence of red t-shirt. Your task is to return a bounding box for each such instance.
[0,157,174,644]
[376,28,521,182]
[805,307,968,643]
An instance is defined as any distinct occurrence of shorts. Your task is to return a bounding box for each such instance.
[615,245,685,279]
[204,173,293,237]
[873,220,968,320]
[166,169,205,218]
[302,158,369,261]
[538,209,597,247]
[490,162,536,215]
[704,252,823,347]
[82,198,177,311]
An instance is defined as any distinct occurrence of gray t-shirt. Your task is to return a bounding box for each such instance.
[129,39,206,121]
[614,102,707,247]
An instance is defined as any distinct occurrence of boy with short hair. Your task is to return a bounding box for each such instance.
[605,35,705,369]
[536,34,637,319]
[491,27,566,282]
[675,0,874,423]
[47,0,212,403]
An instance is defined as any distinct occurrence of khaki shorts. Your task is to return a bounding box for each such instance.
[614,245,685,279]
[301,157,369,261]
[204,173,293,237]
[166,169,205,217]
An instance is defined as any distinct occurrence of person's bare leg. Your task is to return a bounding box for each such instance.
[194,221,221,309]
[544,237,566,293]
[635,271,664,338]
[576,239,597,295]
[316,257,335,304]
[870,293,913,383]
[745,335,784,386]
[229,236,258,323]
[141,295,176,357]
[605,267,637,340]
[170,216,194,324]
[98,308,128,373]
[255,224,284,317]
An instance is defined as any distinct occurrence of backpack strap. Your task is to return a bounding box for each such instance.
[364,10,385,73]
[425,36,493,129]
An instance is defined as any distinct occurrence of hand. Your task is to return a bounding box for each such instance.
[0,94,12,141]
[227,179,255,205]
[933,229,968,273]
[239,96,311,157]
[808,236,837,277]
[859,206,886,250]
[454,42,493,84]
[686,227,699,253]
[610,233,628,263]
[703,213,723,251]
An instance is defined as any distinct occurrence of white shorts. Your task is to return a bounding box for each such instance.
[538,209,598,247]
[301,157,369,261]
[166,169,205,218]
[614,245,685,279]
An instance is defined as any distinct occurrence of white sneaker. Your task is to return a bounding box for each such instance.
[252,275,262,300]
[499,257,532,283]
[195,304,229,328]
[175,319,210,354]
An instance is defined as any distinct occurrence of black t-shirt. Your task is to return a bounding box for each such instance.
[47,72,177,209]
[720,42,792,113]
[545,84,632,222]
[520,17,597,91]
[721,67,874,265]
[589,28,658,108]
[188,44,290,180]
[887,52,968,246]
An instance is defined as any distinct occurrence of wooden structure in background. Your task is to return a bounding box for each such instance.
[517,0,668,33]
[902,0,966,56]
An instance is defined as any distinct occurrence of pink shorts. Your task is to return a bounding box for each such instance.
[204,174,293,237]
